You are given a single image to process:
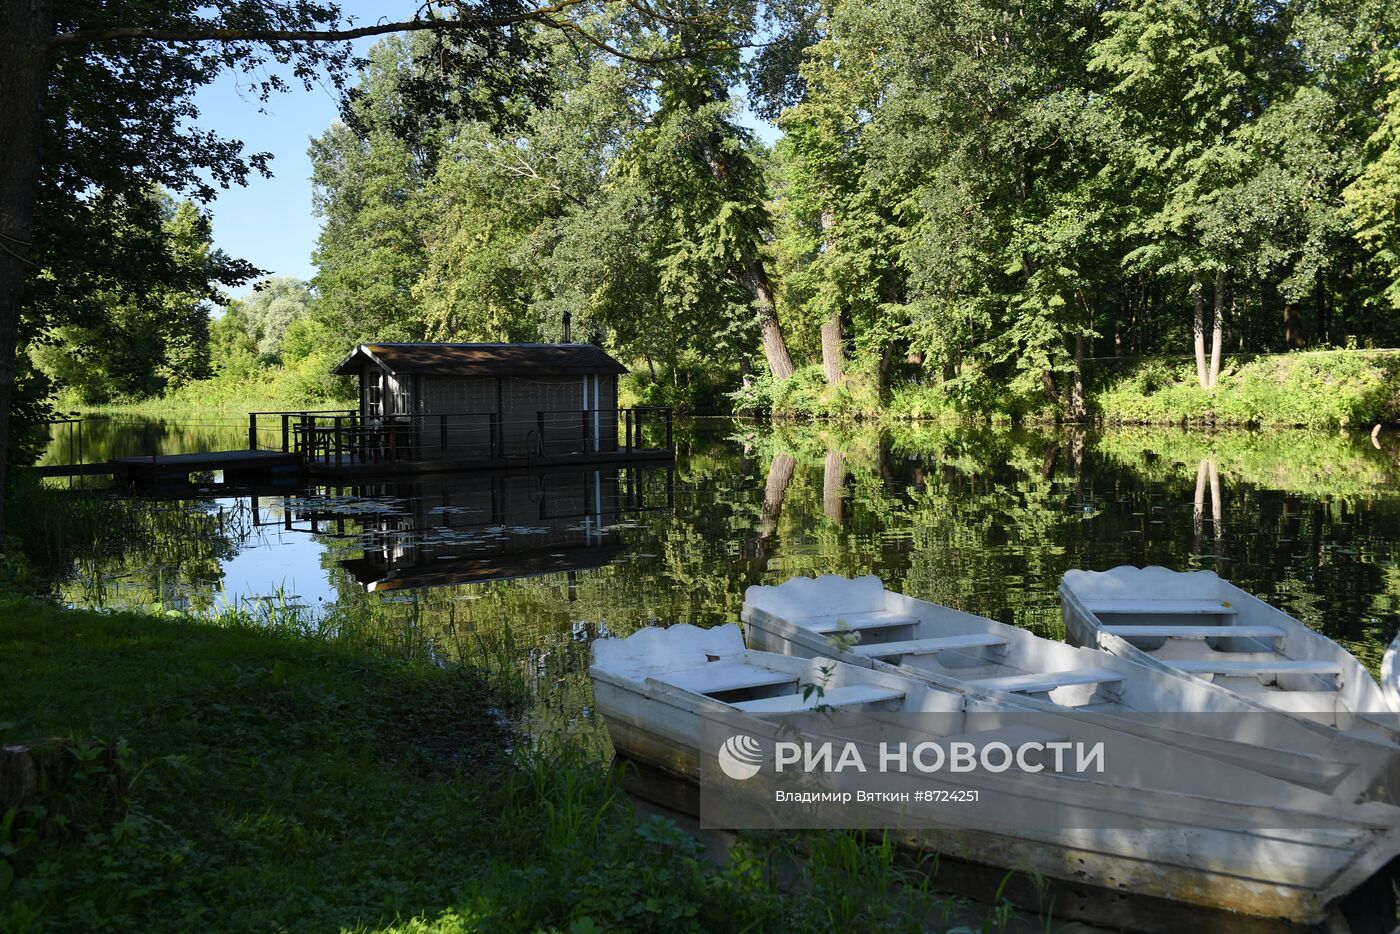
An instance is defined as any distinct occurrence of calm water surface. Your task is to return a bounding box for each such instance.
[44,416,1400,732]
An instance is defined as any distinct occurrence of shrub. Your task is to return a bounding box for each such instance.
[1091,351,1400,428]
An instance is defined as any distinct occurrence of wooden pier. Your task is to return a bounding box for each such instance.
[34,404,674,489]
[108,449,303,487]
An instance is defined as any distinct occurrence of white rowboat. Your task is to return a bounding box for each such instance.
[590,623,1400,930]
[742,574,1399,803]
[1060,567,1392,732]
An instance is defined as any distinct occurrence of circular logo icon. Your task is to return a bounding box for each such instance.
[717,734,764,781]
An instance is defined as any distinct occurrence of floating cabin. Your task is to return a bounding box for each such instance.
[249,341,676,474]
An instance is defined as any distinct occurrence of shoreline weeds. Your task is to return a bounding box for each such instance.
[0,593,1048,933]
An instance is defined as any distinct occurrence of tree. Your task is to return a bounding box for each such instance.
[29,192,236,404]
[209,305,261,382]
[768,1,906,394]
[1346,56,1400,311]
[778,0,1116,414]
[0,0,715,543]
[589,0,799,380]
[1091,0,1299,388]
[234,276,316,362]
[309,10,799,399]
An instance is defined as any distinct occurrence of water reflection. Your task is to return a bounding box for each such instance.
[53,420,1400,687]
[250,466,674,592]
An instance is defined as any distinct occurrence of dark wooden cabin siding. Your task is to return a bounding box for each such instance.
[416,376,496,460]
[501,376,588,457]
[343,345,624,462]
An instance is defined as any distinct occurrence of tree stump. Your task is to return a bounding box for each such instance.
[0,737,128,838]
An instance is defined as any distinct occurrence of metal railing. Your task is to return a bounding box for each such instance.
[248,406,672,467]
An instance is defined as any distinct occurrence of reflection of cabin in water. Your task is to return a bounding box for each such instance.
[252,464,674,591]
[246,342,673,477]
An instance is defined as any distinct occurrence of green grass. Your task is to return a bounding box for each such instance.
[0,593,1041,932]
[1091,350,1400,429]
[728,349,1400,426]
[76,370,349,417]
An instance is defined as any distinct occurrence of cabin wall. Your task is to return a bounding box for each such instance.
[417,376,496,460]
[501,377,591,457]
[413,374,620,460]
[349,360,625,462]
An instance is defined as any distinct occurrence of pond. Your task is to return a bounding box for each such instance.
[41,415,1400,735]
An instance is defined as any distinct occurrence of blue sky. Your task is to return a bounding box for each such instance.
[193,0,416,297]
[193,4,777,300]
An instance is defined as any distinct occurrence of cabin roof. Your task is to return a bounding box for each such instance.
[330,342,628,378]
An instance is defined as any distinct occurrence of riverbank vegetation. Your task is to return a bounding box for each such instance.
[1092,352,1400,428]
[0,551,1039,932]
[13,0,1400,442]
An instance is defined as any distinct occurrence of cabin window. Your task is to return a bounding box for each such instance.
[366,370,383,417]
[389,380,411,416]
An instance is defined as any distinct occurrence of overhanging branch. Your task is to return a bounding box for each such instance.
[49,0,590,46]
[48,0,748,67]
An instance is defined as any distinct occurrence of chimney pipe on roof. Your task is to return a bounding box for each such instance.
[562,310,572,343]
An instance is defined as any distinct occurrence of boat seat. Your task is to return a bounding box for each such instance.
[667,663,798,696]
[1085,599,1238,616]
[850,634,1010,659]
[939,723,1070,748]
[805,611,918,634]
[731,684,905,713]
[1171,660,1343,677]
[971,668,1124,697]
[1104,624,1282,643]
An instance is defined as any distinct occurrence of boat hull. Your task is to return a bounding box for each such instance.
[592,664,1400,931]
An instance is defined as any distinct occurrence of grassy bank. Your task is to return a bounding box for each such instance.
[1091,351,1400,429]
[65,348,1400,430]
[0,561,1041,932]
[0,600,927,931]
[75,370,347,417]
[730,351,1400,428]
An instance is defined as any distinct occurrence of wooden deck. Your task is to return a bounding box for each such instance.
[110,449,303,487]
[35,406,675,487]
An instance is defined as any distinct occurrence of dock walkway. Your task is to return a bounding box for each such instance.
[110,449,302,486]
[35,405,675,488]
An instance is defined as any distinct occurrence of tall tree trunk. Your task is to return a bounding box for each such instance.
[0,0,55,549]
[1192,276,1208,388]
[1316,270,1329,345]
[818,208,844,385]
[736,257,794,380]
[1209,270,1226,389]
[1067,333,1087,421]
[696,114,795,381]
[1282,303,1303,349]
[820,314,843,384]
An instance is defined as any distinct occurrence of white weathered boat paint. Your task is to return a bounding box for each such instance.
[1060,567,1393,733]
[742,574,1399,802]
[1383,633,1400,714]
[590,623,1400,929]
